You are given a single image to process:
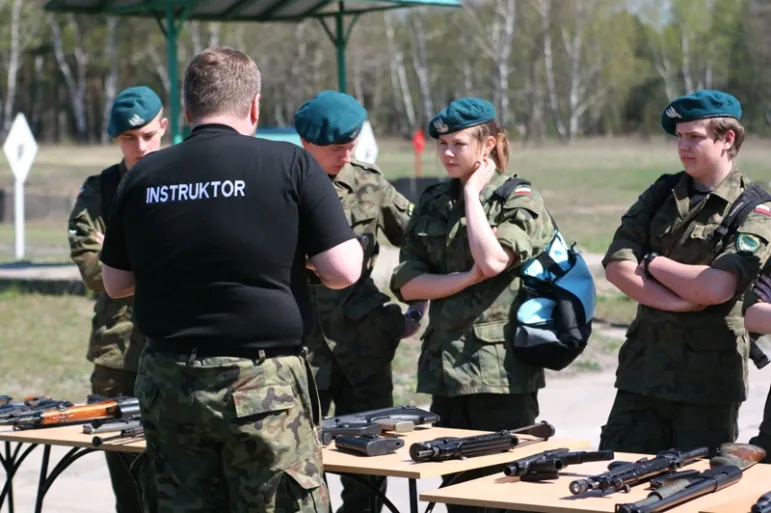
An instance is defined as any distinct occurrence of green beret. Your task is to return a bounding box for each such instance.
[294,90,366,146]
[107,86,163,138]
[660,89,742,136]
[428,97,496,139]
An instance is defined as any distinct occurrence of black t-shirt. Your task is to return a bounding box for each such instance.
[100,124,354,349]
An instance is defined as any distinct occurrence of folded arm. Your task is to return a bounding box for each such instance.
[605,260,706,312]
[647,256,738,305]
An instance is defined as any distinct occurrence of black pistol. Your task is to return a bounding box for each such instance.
[334,434,405,456]
[753,491,771,513]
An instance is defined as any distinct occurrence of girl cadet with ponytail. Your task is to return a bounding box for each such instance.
[390,97,556,513]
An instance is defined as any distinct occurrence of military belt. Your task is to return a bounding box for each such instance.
[146,338,305,360]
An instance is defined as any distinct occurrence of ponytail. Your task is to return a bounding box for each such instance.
[470,121,511,171]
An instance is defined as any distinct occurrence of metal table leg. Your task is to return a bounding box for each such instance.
[0,441,39,513]
[33,445,97,513]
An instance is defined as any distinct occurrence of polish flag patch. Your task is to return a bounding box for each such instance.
[514,186,531,195]
[755,205,771,217]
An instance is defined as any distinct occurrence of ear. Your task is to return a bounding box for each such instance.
[300,139,311,150]
[183,106,192,124]
[722,129,736,150]
[484,135,496,153]
[250,94,260,125]
[159,117,169,136]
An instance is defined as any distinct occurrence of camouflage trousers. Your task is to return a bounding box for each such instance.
[430,392,540,513]
[749,384,771,463]
[598,389,740,455]
[317,358,393,513]
[134,344,330,513]
[90,365,146,513]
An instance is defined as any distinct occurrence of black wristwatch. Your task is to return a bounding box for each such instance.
[405,309,423,324]
[643,252,659,279]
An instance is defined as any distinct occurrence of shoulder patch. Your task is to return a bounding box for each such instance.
[514,184,531,195]
[737,233,761,254]
[494,177,531,199]
[755,204,771,217]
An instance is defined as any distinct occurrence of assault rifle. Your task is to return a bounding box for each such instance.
[753,491,771,513]
[0,396,73,421]
[568,446,709,495]
[503,448,614,481]
[614,443,766,513]
[409,421,555,462]
[0,396,140,430]
[92,425,145,447]
[320,405,439,446]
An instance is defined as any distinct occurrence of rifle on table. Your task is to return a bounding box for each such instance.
[503,448,614,481]
[0,396,140,430]
[0,396,74,421]
[753,491,771,513]
[320,405,440,446]
[409,421,556,463]
[568,446,709,495]
[92,425,145,448]
[614,443,766,513]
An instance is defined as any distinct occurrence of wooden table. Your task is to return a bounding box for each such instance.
[700,489,771,513]
[0,423,588,513]
[419,452,771,513]
[322,426,589,513]
[0,424,143,513]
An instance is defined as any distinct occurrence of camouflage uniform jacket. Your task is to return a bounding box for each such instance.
[390,172,555,397]
[603,168,771,405]
[306,159,414,388]
[67,162,145,372]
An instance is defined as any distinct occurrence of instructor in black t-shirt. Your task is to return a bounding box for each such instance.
[100,46,361,513]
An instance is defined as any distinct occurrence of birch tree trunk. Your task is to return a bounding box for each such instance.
[493,0,516,126]
[385,13,416,130]
[48,13,89,142]
[101,16,119,143]
[410,10,433,123]
[536,0,567,141]
[3,0,22,132]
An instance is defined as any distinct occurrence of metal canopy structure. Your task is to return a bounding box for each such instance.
[43,0,461,143]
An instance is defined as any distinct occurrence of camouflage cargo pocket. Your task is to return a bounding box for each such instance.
[231,383,297,422]
[258,455,329,513]
[472,321,507,386]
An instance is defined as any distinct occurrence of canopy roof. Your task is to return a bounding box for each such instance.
[44,0,460,22]
[43,0,461,143]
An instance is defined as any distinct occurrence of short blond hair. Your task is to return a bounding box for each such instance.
[183,47,261,121]
[708,117,745,159]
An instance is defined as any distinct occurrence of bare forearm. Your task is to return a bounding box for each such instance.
[649,257,737,305]
[464,189,511,276]
[606,261,705,312]
[400,272,478,301]
[745,303,771,334]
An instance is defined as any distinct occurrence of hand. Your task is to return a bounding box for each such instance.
[754,275,771,303]
[95,232,104,245]
[464,157,497,196]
